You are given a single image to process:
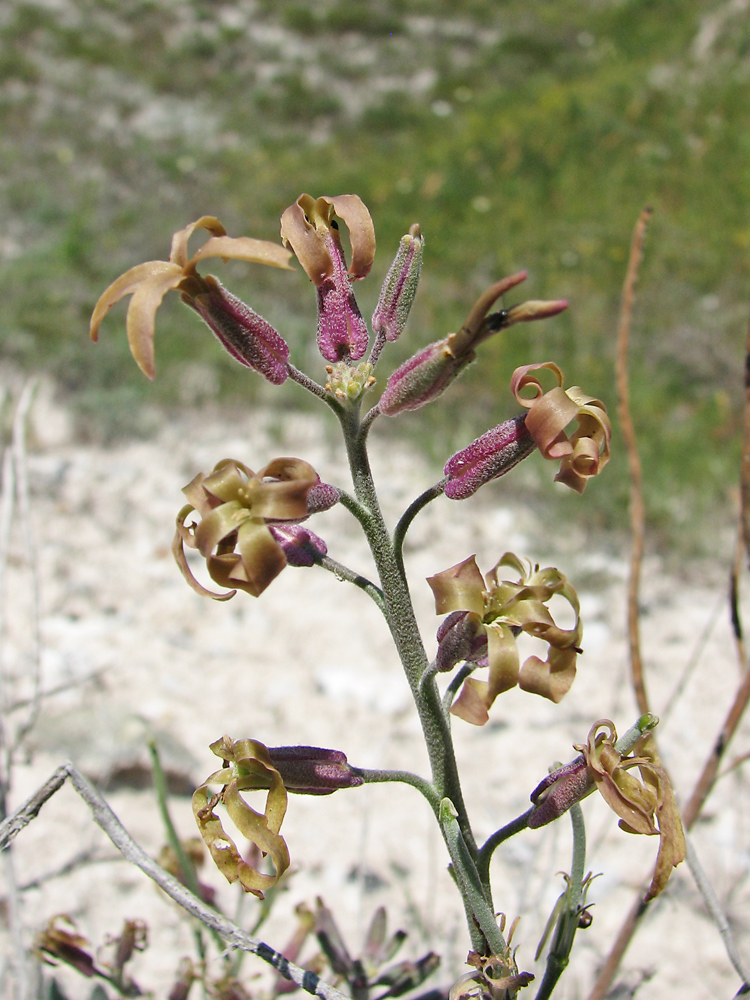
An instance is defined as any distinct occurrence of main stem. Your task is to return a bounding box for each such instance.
[338,406,477,857]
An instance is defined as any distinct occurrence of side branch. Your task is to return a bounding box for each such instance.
[0,763,350,1000]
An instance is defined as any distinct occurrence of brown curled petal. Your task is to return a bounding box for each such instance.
[280,199,332,286]
[248,479,317,521]
[519,645,577,703]
[450,678,493,726]
[126,268,186,379]
[326,195,376,279]
[200,461,252,505]
[169,216,227,268]
[510,362,565,406]
[194,502,251,558]
[235,519,288,596]
[90,261,179,342]
[173,507,236,600]
[524,387,581,458]
[188,235,294,271]
[259,457,318,482]
[485,622,521,698]
[427,555,486,615]
[182,472,214,515]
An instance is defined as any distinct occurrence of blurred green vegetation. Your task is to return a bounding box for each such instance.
[1,0,749,546]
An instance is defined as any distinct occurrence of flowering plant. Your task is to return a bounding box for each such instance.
[90,193,684,1000]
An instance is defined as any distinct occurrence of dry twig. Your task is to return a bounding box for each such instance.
[0,762,350,1000]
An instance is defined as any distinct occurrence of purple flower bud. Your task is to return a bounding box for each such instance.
[372,224,423,344]
[378,338,471,416]
[527,756,593,829]
[444,417,536,500]
[305,481,340,515]
[268,524,328,567]
[316,233,369,363]
[189,277,289,385]
[267,746,364,795]
[435,610,488,672]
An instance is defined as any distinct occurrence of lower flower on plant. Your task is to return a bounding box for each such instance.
[528,720,686,900]
[193,737,362,898]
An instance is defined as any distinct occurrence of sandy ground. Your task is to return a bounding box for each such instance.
[1,379,750,1000]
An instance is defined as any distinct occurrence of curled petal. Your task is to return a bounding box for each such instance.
[235,519,288,596]
[450,623,519,725]
[193,737,289,898]
[169,216,226,268]
[280,196,333,286]
[518,645,577,704]
[188,235,294,271]
[90,261,181,343]
[173,504,237,601]
[126,267,187,378]
[427,555,486,616]
[326,194,376,279]
[510,362,565,405]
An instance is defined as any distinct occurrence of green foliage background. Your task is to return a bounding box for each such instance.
[1,0,749,543]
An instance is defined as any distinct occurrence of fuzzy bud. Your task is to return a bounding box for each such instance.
[372,224,424,343]
[444,417,536,500]
[268,524,328,567]
[189,276,289,384]
[268,746,364,795]
[378,338,471,416]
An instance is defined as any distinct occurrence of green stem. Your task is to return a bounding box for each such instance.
[353,767,441,813]
[393,480,447,577]
[317,555,385,612]
[337,405,476,858]
[440,799,506,956]
[476,809,532,889]
[533,804,586,1000]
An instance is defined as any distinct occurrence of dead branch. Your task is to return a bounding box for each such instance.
[0,762,350,1000]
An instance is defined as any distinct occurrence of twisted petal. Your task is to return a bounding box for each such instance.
[188,235,294,271]
[325,194,375,279]
[280,195,335,286]
[169,215,227,268]
[173,504,237,601]
[193,737,290,898]
[450,623,519,725]
[427,555,486,616]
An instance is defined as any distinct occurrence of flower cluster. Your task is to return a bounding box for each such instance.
[428,553,582,726]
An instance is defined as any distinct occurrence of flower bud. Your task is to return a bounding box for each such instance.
[188,276,289,385]
[268,746,364,795]
[324,360,376,403]
[372,224,424,343]
[435,610,487,672]
[268,524,328,567]
[378,338,470,416]
[305,481,340,514]
[444,417,536,500]
[527,757,592,829]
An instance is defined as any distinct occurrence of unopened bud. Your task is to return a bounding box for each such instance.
[372,224,424,343]
[444,417,536,500]
[188,276,289,385]
[378,338,471,416]
[435,610,487,672]
[527,756,592,829]
[268,746,364,795]
[268,524,328,567]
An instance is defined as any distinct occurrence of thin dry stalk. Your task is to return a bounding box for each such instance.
[741,293,750,563]
[588,288,750,1000]
[0,763,350,1000]
[731,515,746,668]
[11,378,41,748]
[615,205,652,717]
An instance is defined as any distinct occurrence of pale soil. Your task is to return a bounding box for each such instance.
[2,379,749,999]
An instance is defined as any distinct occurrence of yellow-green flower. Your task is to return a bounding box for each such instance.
[579,721,686,901]
[193,736,290,899]
[428,553,582,725]
[173,457,319,599]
